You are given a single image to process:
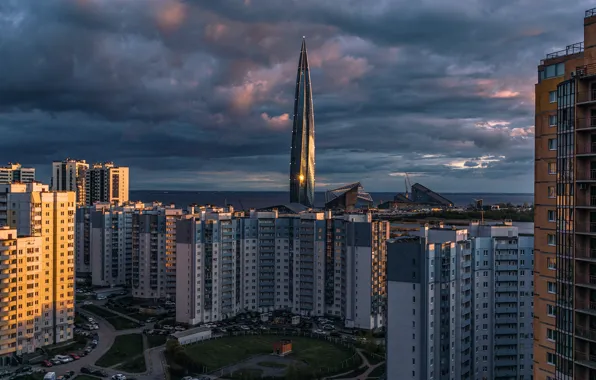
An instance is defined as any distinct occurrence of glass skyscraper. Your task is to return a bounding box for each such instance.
[289,38,315,208]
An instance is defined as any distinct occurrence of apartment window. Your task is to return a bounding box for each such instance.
[547,304,556,317]
[547,234,555,246]
[548,210,556,222]
[548,162,556,174]
[549,114,557,126]
[548,186,555,198]
[547,258,556,270]
[547,352,556,366]
[547,282,556,293]
[549,91,557,103]
[547,328,556,341]
[548,138,557,150]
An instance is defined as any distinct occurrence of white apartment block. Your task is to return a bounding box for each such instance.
[51,159,89,206]
[0,183,76,363]
[175,209,389,329]
[76,202,182,299]
[386,221,534,380]
[85,162,129,206]
[0,163,35,184]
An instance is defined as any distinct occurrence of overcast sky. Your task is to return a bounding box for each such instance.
[0,0,591,192]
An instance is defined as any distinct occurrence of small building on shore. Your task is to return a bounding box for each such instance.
[171,326,212,346]
[273,340,292,356]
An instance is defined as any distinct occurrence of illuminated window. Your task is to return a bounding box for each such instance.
[548,186,555,198]
[548,163,556,174]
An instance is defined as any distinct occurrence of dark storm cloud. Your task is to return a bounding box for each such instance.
[0,0,582,192]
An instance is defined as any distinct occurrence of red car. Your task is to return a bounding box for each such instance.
[69,354,80,360]
[42,360,52,367]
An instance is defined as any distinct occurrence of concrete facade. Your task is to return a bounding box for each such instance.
[0,163,35,184]
[51,159,89,206]
[386,222,534,380]
[175,209,389,329]
[85,163,129,206]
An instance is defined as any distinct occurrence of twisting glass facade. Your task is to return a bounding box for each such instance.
[289,38,315,208]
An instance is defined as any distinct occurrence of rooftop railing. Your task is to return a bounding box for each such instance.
[587,7,596,18]
[542,42,584,63]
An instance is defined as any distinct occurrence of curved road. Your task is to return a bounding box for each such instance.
[35,307,166,380]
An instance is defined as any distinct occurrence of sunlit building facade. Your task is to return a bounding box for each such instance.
[289,38,315,208]
[0,163,35,184]
[85,162,129,206]
[51,159,89,206]
[0,183,75,363]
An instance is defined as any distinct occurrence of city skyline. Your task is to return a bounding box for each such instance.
[0,1,584,193]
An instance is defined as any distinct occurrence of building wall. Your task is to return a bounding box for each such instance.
[52,160,89,206]
[85,163,129,206]
[0,183,76,361]
[0,164,35,184]
[175,210,388,328]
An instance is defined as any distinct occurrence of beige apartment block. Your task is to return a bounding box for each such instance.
[85,162,129,206]
[51,159,89,206]
[0,183,76,363]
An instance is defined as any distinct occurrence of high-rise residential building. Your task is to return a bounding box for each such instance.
[51,159,89,206]
[0,183,76,360]
[85,162,129,206]
[534,8,596,379]
[175,209,389,329]
[0,227,42,364]
[386,222,534,380]
[289,38,315,208]
[76,202,182,299]
[0,163,35,184]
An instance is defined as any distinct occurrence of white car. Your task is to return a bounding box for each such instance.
[111,375,126,380]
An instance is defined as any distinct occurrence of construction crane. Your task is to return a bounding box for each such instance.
[404,172,413,199]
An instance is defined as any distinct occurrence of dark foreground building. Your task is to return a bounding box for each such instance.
[289,38,315,208]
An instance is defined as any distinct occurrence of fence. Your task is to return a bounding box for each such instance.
[177,329,362,378]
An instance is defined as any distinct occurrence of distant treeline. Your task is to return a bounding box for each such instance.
[391,209,534,223]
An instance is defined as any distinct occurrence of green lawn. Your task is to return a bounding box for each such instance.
[81,305,139,330]
[116,355,147,373]
[147,334,168,348]
[96,334,144,367]
[184,335,352,371]
[46,341,87,356]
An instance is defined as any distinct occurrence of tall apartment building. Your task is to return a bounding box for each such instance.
[0,163,35,184]
[0,183,76,360]
[51,159,89,206]
[386,222,534,380]
[76,202,182,299]
[0,228,42,364]
[175,209,389,329]
[534,8,596,379]
[85,162,129,206]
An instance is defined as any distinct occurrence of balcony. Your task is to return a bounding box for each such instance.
[578,117,596,131]
[577,249,596,262]
[577,275,596,289]
[577,222,596,235]
[577,63,596,80]
[577,169,596,183]
[576,351,596,370]
[578,142,596,157]
[577,301,596,316]
[577,326,596,342]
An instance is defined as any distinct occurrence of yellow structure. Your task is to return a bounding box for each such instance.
[0,183,76,363]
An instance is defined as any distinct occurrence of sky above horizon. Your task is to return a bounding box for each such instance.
[0,0,591,192]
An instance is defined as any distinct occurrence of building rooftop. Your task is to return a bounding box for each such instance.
[171,326,211,339]
[542,41,583,64]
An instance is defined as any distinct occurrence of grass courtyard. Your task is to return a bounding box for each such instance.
[184,335,353,372]
[96,334,145,368]
[81,304,139,330]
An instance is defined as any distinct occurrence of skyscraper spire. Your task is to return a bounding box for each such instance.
[289,37,315,208]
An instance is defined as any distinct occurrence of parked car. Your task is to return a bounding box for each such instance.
[111,375,126,380]
[64,371,75,379]
[50,359,61,366]
[42,361,52,368]
[92,370,108,378]
[80,368,92,375]
[69,354,80,360]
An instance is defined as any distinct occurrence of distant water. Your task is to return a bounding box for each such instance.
[129,190,533,210]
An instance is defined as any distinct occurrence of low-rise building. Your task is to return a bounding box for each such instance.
[171,326,212,345]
